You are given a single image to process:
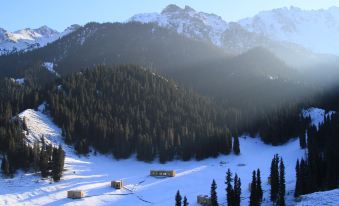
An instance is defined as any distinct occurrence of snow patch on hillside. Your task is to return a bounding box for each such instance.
[0,106,310,206]
[296,188,339,206]
[10,78,25,85]
[42,62,60,77]
[18,108,61,146]
[302,107,335,129]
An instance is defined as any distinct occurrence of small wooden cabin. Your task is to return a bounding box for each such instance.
[67,190,85,199]
[111,180,123,189]
[150,170,176,177]
[197,195,211,206]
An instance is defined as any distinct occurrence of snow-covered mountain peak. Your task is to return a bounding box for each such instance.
[10,28,42,42]
[0,25,79,55]
[34,25,59,37]
[61,24,81,36]
[161,4,182,14]
[238,6,339,55]
[130,4,228,46]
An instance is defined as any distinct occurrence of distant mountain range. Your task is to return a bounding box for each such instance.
[130,4,339,68]
[0,25,80,55]
[1,5,339,68]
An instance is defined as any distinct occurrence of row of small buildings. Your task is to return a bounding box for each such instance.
[67,170,176,199]
[67,169,265,205]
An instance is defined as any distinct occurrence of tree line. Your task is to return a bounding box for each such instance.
[295,113,339,197]
[174,159,286,206]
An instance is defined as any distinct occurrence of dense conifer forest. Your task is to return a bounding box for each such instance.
[46,65,235,161]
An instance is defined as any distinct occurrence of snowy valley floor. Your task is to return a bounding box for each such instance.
[0,107,333,206]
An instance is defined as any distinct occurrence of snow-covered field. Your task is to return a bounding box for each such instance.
[0,107,334,206]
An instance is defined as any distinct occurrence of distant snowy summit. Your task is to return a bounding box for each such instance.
[130,4,229,47]
[239,6,339,55]
[130,4,339,57]
[0,24,80,55]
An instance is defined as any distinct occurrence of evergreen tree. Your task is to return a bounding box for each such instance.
[234,174,241,206]
[294,159,300,197]
[211,179,219,206]
[52,145,65,181]
[39,149,49,178]
[256,169,263,204]
[233,134,240,155]
[175,190,182,206]
[183,196,189,206]
[226,169,234,206]
[1,156,10,176]
[249,170,258,206]
[278,158,286,204]
[270,154,280,203]
[225,129,232,155]
[277,190,286,206]
[299,131,306,149]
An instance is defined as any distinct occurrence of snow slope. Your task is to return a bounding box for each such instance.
[0,106,311,206]
[295,188,339,206]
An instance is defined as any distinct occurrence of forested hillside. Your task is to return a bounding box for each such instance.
[46,65,237,162]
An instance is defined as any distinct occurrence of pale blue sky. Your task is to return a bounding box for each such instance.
[2,0,339,31]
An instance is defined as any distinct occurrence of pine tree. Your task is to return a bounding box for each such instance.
[249,170,258,206]
[270,154,280,203]
[233,134,240,155]
[234,174,241,206]
[211,179,219,206]
[52,145,65,181]
[225,129,232,155]
[277,190,286,206]
[299,131,306,149]
[294,159,300,197]
[183,196,189,206]
[1,156,10,176]
[39,149,49,178]
[226,169,234,206]
[279,158,286,203]
[256,169,263,204]
[175,190,182,206]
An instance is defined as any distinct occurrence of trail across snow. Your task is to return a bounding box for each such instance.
[0,106,333,206]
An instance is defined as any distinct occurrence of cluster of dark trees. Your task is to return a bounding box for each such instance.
[226,169,241,206]
[249,169,263,206]
[0,77,65,180]
[37,138,65,181]
[175,190,189,206]
[0,79,39,177]
[295,113,339,196]
[0,119,32,176]
[46,65,241,162]
[270,155,286,206]
[0,125,65,182]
